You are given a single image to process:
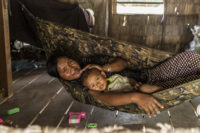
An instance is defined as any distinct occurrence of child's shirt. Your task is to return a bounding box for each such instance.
[106,74,133,92]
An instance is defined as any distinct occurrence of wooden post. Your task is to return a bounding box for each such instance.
[0,0,13,97]
[105,0,109,36]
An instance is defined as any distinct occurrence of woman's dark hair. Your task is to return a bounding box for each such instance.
[46,54,66,78]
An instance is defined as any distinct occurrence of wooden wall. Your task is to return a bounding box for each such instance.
[85,0,109,36]
[108,0,200,53]
[197,0,200,25]
[60,0,199,53]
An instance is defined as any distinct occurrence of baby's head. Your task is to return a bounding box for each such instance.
[81,68,107,91]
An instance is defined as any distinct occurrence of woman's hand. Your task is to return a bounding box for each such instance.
[81,64,102,72]
[88,90,163,118]
[81,64,106,77]
[133,93,164,117]
[102,64,111,72]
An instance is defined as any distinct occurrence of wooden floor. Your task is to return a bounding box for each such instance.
[0,68,200,130]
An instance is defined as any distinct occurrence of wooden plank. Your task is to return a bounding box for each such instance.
[165,15,198,25]
[0,71,51,116]
[0,69,45,105]
[90,0,108,36]
[0,71,61,127]
[190,96,200,117]
[144,110,170,129]
[86,106,116,128]
[190,96,200,107]
[33,88,73,127]
[12,69,34,82]
[105,0,109,36]
[117,111,143,130]
[12,68,45,93]
[165,3,196,15]
[146,35,162,48]
[199,14,200,25]
[111,0,117,14]
[146,25,162,35]
[0,0,12,97]
[169,101,200,128]
[28,87,64,126]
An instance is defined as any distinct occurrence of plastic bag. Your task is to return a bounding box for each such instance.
[189,25,200,52]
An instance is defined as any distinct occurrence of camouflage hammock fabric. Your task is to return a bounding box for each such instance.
[22,4,200,114]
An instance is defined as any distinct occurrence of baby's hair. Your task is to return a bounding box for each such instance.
[81,68,100,85]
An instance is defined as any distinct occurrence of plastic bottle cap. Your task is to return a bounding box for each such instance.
[196,104,200,116]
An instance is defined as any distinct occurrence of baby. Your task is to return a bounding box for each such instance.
[81,68,161,93]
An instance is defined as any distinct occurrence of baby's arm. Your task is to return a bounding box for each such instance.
[89,90,163,117]
[139,84,162,93]
[103,58,127,72]
[128,78,142,90]
[128,78,162,93]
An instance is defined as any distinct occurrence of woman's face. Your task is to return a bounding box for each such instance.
[57,57,81,80]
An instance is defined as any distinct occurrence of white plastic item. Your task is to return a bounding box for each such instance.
[196,104,200,116]
[189,25,200,51]
[14,40,23,51]
[86,8,95,26]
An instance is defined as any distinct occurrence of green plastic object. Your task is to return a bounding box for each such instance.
[87,123,97,128]
[7,108,20,115]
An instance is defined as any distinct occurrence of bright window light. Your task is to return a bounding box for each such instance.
[115,0,164,15]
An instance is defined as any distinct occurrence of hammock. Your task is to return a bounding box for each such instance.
[21,3,200,114]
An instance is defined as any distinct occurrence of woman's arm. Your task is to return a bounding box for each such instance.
[103,58,127,72]
[89,90,164,117]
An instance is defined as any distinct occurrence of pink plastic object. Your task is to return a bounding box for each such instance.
[0,118,3,124]
[68,112,86,124]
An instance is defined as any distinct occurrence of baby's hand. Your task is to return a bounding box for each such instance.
[139,84,161,93]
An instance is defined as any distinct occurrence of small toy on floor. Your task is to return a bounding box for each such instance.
[4,120,15,127]
[5,120,13,125]
[0,118,3,124]
[68,112,86,124]
[7,108,20,115]
[4,120,18,128]
[87,123,97,128]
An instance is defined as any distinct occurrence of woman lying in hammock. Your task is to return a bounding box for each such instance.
[47,51,200,117]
